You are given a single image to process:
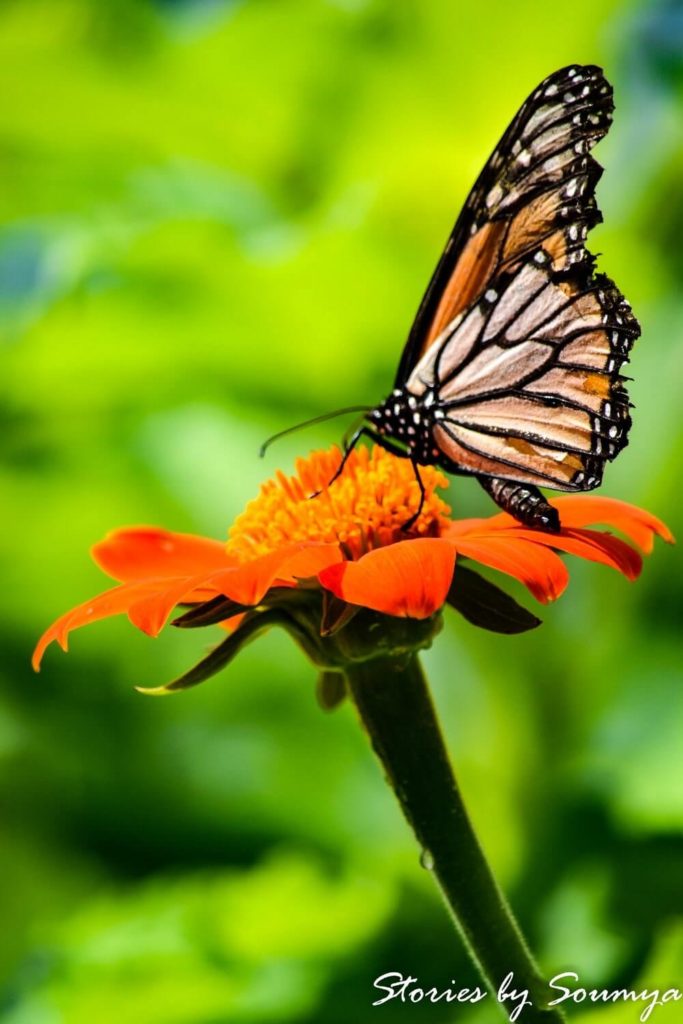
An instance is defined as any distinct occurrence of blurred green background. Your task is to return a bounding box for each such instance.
[1,0,681,1021]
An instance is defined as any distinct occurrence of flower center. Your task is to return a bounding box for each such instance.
[226,445,452,562]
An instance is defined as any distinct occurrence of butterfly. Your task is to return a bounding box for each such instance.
[321,64,639,531]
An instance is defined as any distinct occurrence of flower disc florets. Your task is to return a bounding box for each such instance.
[226,446,452,562]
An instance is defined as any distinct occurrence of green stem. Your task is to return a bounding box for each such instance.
[346,654,566,1023]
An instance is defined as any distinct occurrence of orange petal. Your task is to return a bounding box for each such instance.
[447,496,673,555]
[272,544,344,586]
[551,496,674,553]
[33,578,187,671]
[451,535,569,603]
[33,543,343,672]
[206,543,342,606]
[497,526,643,580]
[123,543,339,635]
[318,539,456,619]
[443,517,489,540]
[126,572,225,636]
[92,527,232,582]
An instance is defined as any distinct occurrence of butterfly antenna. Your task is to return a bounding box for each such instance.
[259,406,371,457]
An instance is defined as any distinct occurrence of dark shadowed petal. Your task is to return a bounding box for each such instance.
[137,614,280,695]
[172,595,250,629]
[447,566,542,634]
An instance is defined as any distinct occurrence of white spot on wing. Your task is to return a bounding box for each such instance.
[486,183,504,208]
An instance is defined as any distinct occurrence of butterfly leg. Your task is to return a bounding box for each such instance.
[400,462,426,533]
[309,426,387,497]
[309,430,363,497]
[341,412,368,451]
[477,476,560,531]
[334,431,424,530]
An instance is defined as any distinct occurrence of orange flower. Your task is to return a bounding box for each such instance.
[33,446,672,688]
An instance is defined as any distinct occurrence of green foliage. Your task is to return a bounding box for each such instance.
[1,853,394,1023]
[1,0,681,1021]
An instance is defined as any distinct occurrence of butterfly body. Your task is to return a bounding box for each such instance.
[370,387,442,466]
[369,384,562,530]
[348,64,640,530]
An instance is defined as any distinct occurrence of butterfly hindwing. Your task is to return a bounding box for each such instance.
[406,252,636,489]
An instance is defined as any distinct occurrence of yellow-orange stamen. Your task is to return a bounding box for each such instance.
[226,446,452,562]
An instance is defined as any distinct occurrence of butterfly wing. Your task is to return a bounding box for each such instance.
[399,63,638,492]
[409,255,636,489]
[397,64,614,384]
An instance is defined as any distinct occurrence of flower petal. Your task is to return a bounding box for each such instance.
[318,538,456,619]
[126,573,222,636]
[205,543,342,606]
[551,496,674,553]
[497,526,643,580]
[92,527,232,582]
[443,517,488,539]
[111,544,342,638]
[138,607,314,695]
[33,543,344,672]
[451,535,569,603]
[32,578,188,670]
[446,496,673,555]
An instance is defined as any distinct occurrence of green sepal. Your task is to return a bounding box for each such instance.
[320,592,359,637]
[138,604,336,695]
[172,595,249,629]
[315,670,347,711]
[137,609,290,695]
[447,565,541,634]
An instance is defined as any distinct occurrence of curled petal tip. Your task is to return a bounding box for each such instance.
[31,644,45,673]
[551,496,674,552]
[32,626,70,672]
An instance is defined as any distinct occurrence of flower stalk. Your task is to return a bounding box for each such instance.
[347,654,566,1023]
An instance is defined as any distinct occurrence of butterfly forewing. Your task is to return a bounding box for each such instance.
[397,63,638,494]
